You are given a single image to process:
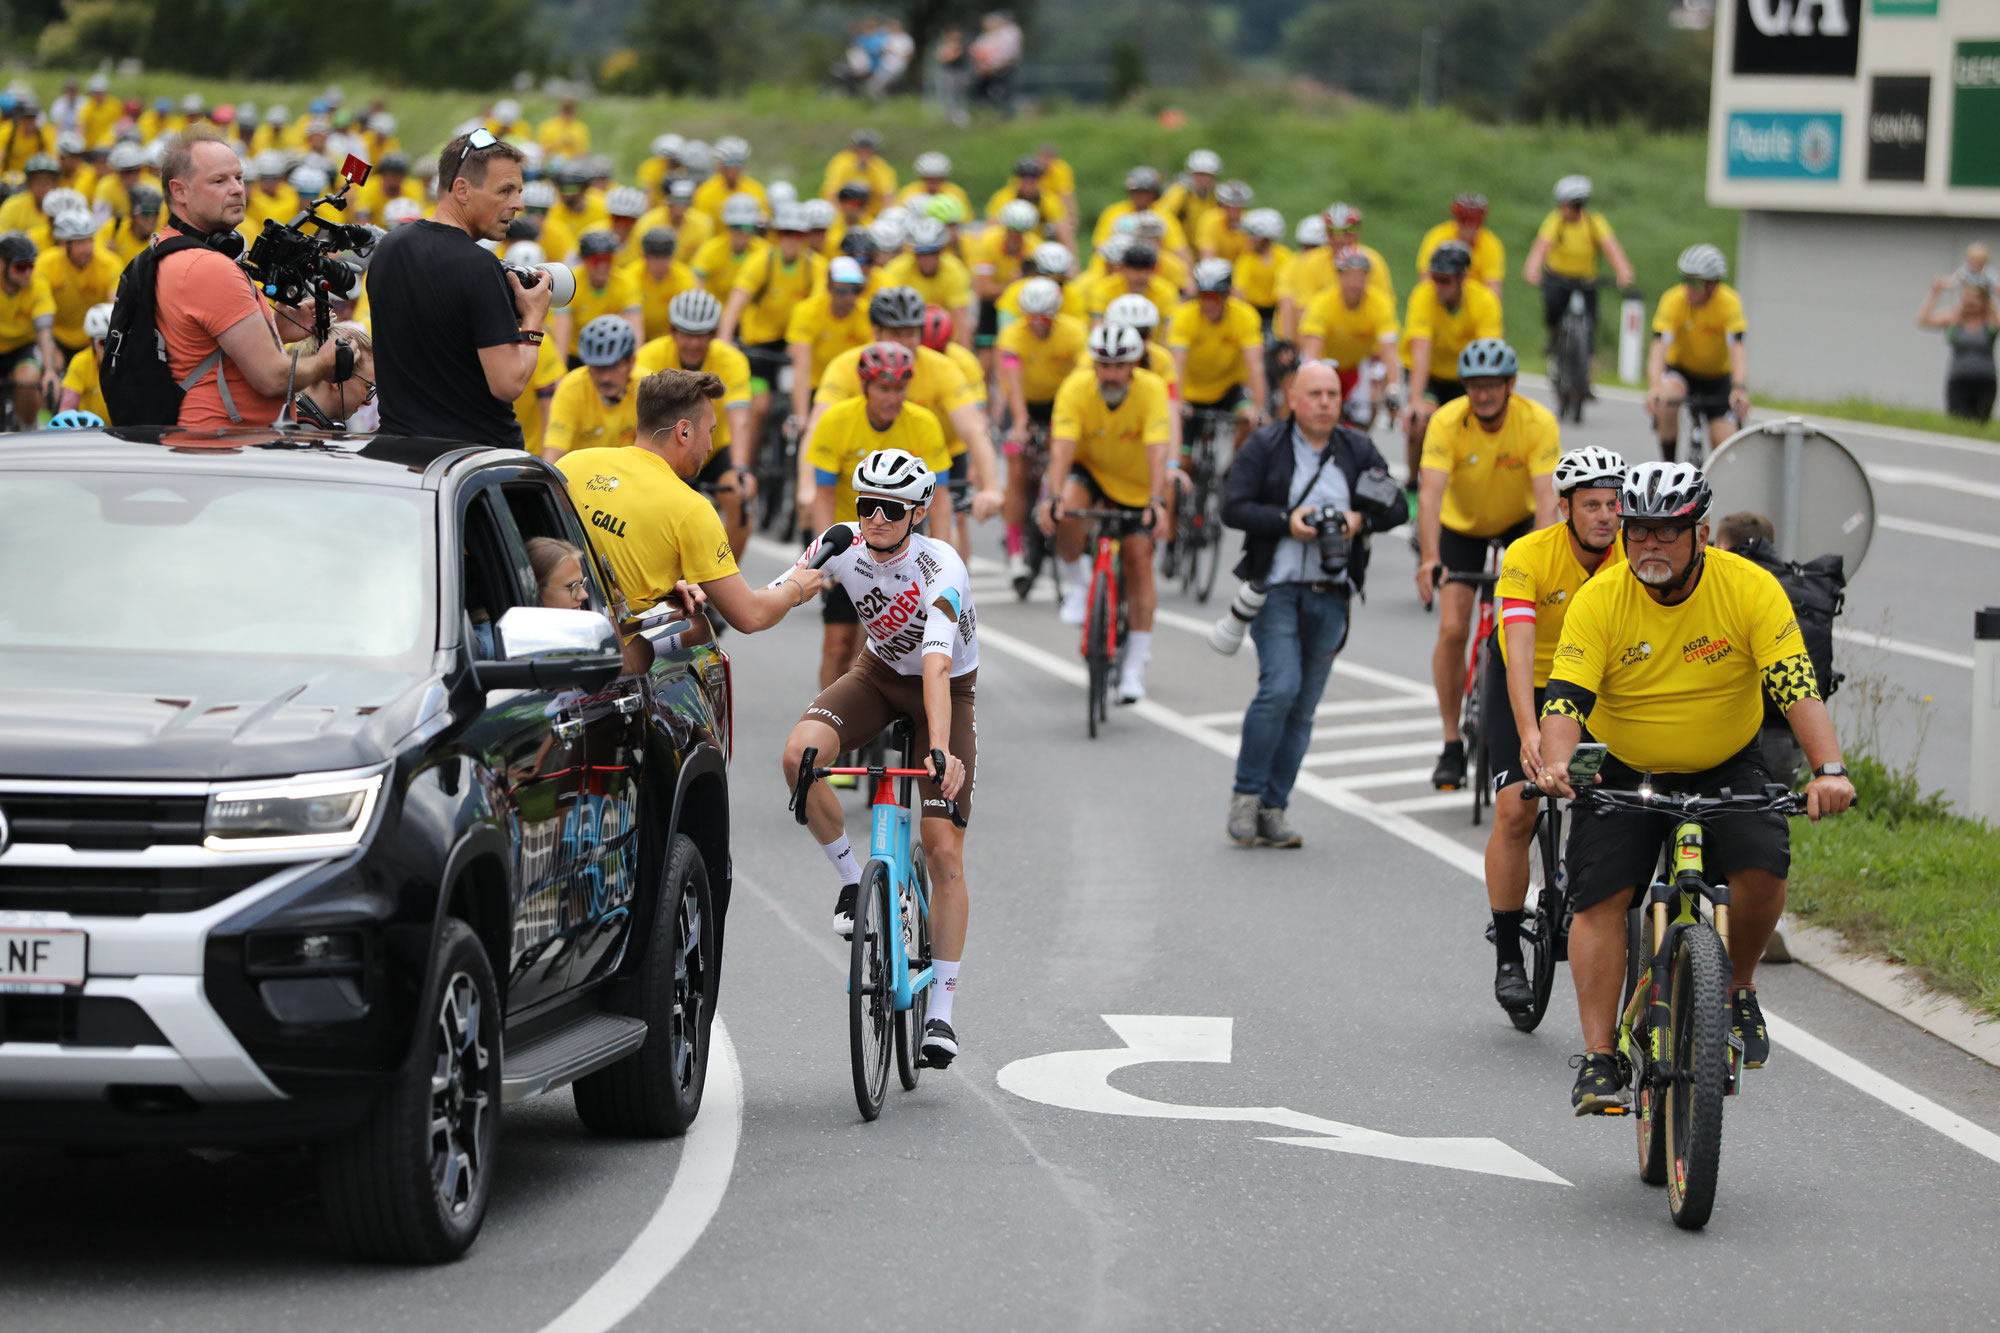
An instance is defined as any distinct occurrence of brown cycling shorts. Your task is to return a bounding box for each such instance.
[801,650,977,823]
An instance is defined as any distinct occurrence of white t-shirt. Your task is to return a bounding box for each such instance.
[793,530,979,677]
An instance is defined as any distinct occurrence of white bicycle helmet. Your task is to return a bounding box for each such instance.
[383,197,423,228]
[83,302,114,344]
[678,140,713,175]
[1031,241,1073,277]
[289,164,329,196]
[1185,148,1221,176]
[1103,293,1160,332]
[852,448,936,505]
[1016,276,1063,317]
[40,188,87,219]
[721,193,763,228]
[521,179,558,209]
[1294,214,1327,248]
[651,133,683,160]
[1088,322,1146,364]
[766,179,799,209]
[577,315,637,367]
[108,141,146,172]
[795,198,832,230]
[868,215,908,252]
[1124,210,1167,243]
[1554,174,1593,205]
[669,287,723,335]
[1677,243,1728,282]
[1242,208,1285,242]
[915,151,951,179]
[604,185,648,219]
[667,177,697,203]
[907,216,948,253]
[50,209,97,243]
[1215,180,1253,208]
[1552,445,1628,496]
[998,199,1041,233]
[770,203,810,234]
[1192,257,1235,294]
[504,240,546,265]
[1622,461,1713,524]
[714,135,751,166]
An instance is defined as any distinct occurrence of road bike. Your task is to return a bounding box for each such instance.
[1441,547,1503,823]
[1073,506,1150,739]
[1168,405,1232,604]
[754,407,798,539]
[1521,779,1807,1230]
[1492,786,1572,1035]
[791,718,964,1121]
[1548,282,1598,424]
[1007,417,1056,600]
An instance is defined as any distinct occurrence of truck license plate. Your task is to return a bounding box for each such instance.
[0,929,87,992]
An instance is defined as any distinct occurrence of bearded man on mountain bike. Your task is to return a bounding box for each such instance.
[1535,462,1856,1115]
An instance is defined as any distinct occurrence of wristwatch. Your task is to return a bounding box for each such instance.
[1813,763,1848,779]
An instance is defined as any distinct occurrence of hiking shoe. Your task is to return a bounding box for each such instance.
[832,883,858,938]
[1228,792,1261,846]
[1569,1052,1629,1116]
[1733,987,1769,1069]
[921,1018,959,1068]
[1256,804,1302,848]
[1494,960,1534,1011]
[1431,744,1467,791]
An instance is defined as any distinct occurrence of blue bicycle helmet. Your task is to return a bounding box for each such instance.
[47,409,105,429]
[1457,338,1518,380]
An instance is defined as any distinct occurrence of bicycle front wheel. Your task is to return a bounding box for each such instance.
[894,852,932,1092]
[1663,922,1731,1228]
[849,862,894,1121]
[1463,642,1488,824]
[1514,808,1562,1033]
[1085,567,1111,738]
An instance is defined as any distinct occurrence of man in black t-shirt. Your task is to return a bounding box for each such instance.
[367,130,553,446]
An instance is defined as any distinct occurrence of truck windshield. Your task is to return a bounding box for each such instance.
[0,474,433,665]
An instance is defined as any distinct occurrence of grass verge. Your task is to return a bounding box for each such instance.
[1755,394,2000,446]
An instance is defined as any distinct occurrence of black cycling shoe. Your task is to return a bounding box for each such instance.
[1569,1052,1630,1116]
[1733,987,1770,1069]
[1494,960,1534,1011]
[1431,743,1467,791]
[832,883,858,939]
[920,1018,958,1069]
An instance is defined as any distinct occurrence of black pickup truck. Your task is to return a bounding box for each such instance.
[0,428,734,1262]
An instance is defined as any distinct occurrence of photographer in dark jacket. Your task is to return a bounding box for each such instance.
[1219,360,1402,847]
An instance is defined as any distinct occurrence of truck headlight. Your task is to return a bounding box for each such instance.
[204,773,384,852]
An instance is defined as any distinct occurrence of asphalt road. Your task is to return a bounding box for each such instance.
[7,407,1997,1330]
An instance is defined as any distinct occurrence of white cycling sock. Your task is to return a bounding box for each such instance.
[821,834,859,887]
[929,959,960,1025]
[1126,630,1153,664]
[1062,557,1089,591]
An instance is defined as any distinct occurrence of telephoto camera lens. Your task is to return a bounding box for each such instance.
[1208,580,1268,655]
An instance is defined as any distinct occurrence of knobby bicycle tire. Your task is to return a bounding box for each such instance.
[1514,806,1563,1034]
[1663,923,1730,1227]
[894,849,933,1092]
[849,863,894,1121]
[1085,567,1111,738]
[1631,903,1668,1184]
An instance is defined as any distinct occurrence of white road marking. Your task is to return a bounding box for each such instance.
[1307,717,1442,742]
[1299,740,1445,766]
[1833,627,1975,670]
[1376,791,1485,814]
[1187,695,1434,727]
[997,1014,1567,1185]
[1320,766,1440,791]
[536,1021,744,1333]
[974,622,2000,1166]
[1867,463,2000,503]
[1878,514,2000,552]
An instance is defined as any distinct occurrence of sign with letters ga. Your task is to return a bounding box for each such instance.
[1867,76,1929,183]
[1732,0,1862,77]
[1951,41,2000,189]
[1726,111,1844,180]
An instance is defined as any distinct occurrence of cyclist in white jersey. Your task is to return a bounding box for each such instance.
[780,447,979,1068]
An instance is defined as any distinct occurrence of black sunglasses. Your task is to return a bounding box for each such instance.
[1624,521,1693,544]
[448,127,498,186]
[855,496,912,521]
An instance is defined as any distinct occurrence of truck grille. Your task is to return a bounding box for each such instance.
[0,865,272,916]
[1,793,208,851]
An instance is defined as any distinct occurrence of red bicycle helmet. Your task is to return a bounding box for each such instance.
[920,305,954,352]
[857,341,916,386]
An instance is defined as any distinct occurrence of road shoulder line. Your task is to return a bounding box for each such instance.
[1776,916,2000,1067]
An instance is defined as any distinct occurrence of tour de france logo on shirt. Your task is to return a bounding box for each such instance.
[1540,588,1568,606]
[1619,641,1654,667]
[585,473,621,492]
[1682,633,1735,666]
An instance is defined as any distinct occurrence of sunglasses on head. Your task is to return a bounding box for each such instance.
[449,127,498,185]
[855,495,912,521]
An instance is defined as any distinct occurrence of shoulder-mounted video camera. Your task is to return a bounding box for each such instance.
[244,153,377,343]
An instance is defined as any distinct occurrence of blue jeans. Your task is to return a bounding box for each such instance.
[1233,583,1349,809]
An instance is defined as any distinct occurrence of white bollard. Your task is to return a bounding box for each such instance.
[1974,608,2000,826]
[1618,295,1645,385]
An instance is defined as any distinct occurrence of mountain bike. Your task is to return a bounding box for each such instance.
[1169,406,1232,604]
[1442,548,1502,823]
[791,718,965,1122]
[1072,506,1149,739]
[1522,780,1807,1230]
[1548,283,1597,424]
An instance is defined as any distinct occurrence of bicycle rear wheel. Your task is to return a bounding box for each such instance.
[894,852,932,1092]
[848,862,894,1121]
[1514,806,1562,1033]
[1190,475,1223,603]
[1664,922,1731,1228]
[1085,567,1110,738]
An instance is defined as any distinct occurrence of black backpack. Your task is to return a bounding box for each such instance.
[1733,537,1846,724]
[100,233,217,428]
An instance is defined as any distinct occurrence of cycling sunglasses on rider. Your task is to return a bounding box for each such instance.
[855,495,913,522]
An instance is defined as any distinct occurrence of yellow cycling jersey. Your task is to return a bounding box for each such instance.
[626,259,699,343]
[556,446,738,615]
[33,247,120,351]
[1233,245,1293,310]
[1549,548,1813,774]
[1536,209,1616,281]
[1162,183,1220,246]
[1285,243,1394,310]
[895,180,973,215]
[563,271,640,356]
[61,344,107,420]
[882,252,973,312]
[0,273,55,354]
[1419,394,1560,538]
[821,152,898,216]
[1092,201,1190,253]
[1299,286,1400,369]
[1415,222,1506,288]
[732,247,826,346]
[97,217,157,266]
[244,184,301,236]
[628,204,716,265]
[1053,366,1172,508]
[79,96,122,150]
[543,366,639,458]
[1652,283,1746,379]
[548,195,610,245]
[690,234,767,303]
[351,175,422,226]
[817,343,977,456]
[966,227,1038,288]
[1195,210,1249,263]
[1040,158,1077,202]
[805,396,951,522]
[785,289,873,386]
[514,336,570,455]
[1083,272,1181,325]
[634,336,753,461]
[1167,297,1261,406]
[996,275,1089,325]
[942,339,986,409]
[1400,278,1503,373]
[997,313,1090,404]
[691,174,768,225]
[984,184,1066,229]
[536,114,591,158]
[1495,519,1627,685]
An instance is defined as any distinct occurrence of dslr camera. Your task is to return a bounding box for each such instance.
[1303,505,1352,578]
[244,154,378,342]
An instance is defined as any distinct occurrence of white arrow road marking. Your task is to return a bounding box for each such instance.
[996,1015,1569,1186]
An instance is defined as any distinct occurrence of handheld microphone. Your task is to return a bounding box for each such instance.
[807,523,856,569]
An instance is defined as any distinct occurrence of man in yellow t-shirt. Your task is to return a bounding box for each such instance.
[1168,261,1268,434]
[690,197,768,304]
[968,200,1042,356]
[1415,337,1560,791]
[896,152,972,216]
[820,130,897,218]
[1647,243,1750,461]
[1194,180,1253,264]
[1479,445,1628,1014]
[635,288,756,559]
[1161,150,1223,248]
[1093,166,1190,257]
[514,331,570,455]
[721,206,827,455]
[882,219,973,350]
[693,139,769,225]
[1414,193,1506,301]
[1536,460,1855,1111]
[555,231,642,362]
[996,278,1089,582]
[1399,241,1503,485]
[1083,244,1180,325]
[350,152,423,227]
[1041,322,1173,702]
[97,184,163,266]
[543,316,640,460]
[58,300,113,420]
[536,99,591,159]
[803,340,951,688]
[628,227,699,343]
[1522,175,1634,360]
[786,255,873,426]
[34,210,120,355]
[0,231,61,422]
[632,179,715,265]
[985,157,1071,249]
[558,367,824,633]
[1230,211,1293,327]
[1297,251,1402,428]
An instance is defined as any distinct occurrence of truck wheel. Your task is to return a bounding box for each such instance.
[574,831,715,1137]
[318,917,500,1263]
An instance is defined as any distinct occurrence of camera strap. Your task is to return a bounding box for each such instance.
[1289,428,1342,510]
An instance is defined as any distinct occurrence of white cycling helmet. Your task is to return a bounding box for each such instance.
[853,448,936,505]
[868,215,907,251]
[721,192,763,228]
[1294,214,1328,248]
[1552,446,1628,497]
[251,149,287,178]
[40,188,87,219]
[900,191,934,218]
[915,151,951,179]
[369,112,397,136]
[998,199,1041,233]
[1124,210,1167,242]
[1622,461,1713,524]
[800,198,837,230]
[1032,241,1073,276]
[1554,174,1593,205]
[1192,257,1235,294]
[1088,322,1146,364]
[383,197,423,228]
[713,135,751,166]
[667,176,696,204]
[50,209,97,243]
[766,179,799,209]
[1186,148,1222,175]
[1677,243,1728,282]
[108,141,146,172]
[289,164,329,196]
[906,216,948,253]
[1215,180,1253,208]
[1103,293,1160,332]
[651,133,683,160]
[1242,207,1285,242]
[504,240,546,265]
[493,98,522,125]
[1016,276,1063,317]
[678,140,713,175]
[669,287,723,334]
[577,315,638,367]
[770,203,810,234]
[83,302,114,344]
[604,185,648,219]
[521,179,558,209]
